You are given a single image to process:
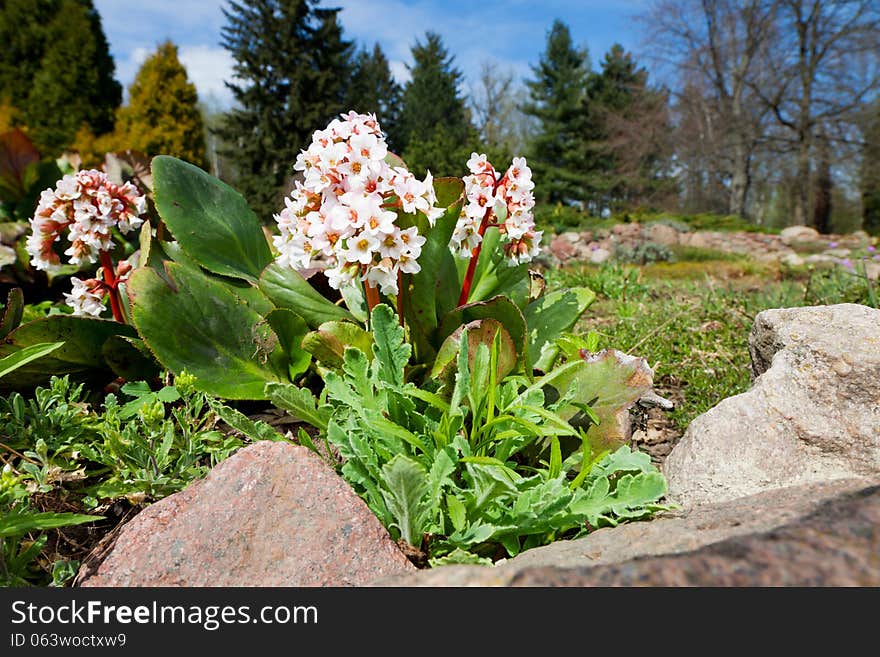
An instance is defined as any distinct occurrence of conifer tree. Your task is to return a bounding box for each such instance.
[114,41,206,167]
[522,20,591,204]
[346,44,403,152]
[398,32,476,177]
[586,45,673,213]
[216,0,353,220]
[0,0,120,155]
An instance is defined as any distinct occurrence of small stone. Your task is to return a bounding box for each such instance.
[780,225,820,245]
[589,247,611,264]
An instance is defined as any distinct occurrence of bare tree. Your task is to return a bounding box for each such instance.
[646,0,777,217]
[753,0,880,225]
[469,61,528,159]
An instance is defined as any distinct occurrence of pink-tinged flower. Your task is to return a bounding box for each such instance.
[453,153,539,265]
[64,277,106,317]
[274,111,444,296]
[363,257,399,295]
[867,245,876,252]
[26,169,145,272]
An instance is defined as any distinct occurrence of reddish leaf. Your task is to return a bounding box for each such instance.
[0,129,41,201]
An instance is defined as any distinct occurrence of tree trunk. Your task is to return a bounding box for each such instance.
[812,131,832,233]
[792,129,811,226]
[729,138,751,217]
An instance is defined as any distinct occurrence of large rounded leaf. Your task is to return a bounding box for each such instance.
[430,319,516,384]
[402,181,463,362]
[0,316,137,391]
[129,262,287,399]
[259,262,355,328]
[524,286,595,371]
[152,155,272,283]
[439,295,527,371]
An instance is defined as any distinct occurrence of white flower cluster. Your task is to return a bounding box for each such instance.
[61,260,132,317]
[452,153,541,265]
[273,111,443,296]
[26,169,146,271]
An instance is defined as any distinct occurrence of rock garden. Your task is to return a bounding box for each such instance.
[1,112,878,588]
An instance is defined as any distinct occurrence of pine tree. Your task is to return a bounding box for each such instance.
[114,41,206,167]
[522,20,590,204]
[398,32,476,177]
[216,0,353,220]
[586,45,673,213]
[345,44,403,152]
[0,0,121,155]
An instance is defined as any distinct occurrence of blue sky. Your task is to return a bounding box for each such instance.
[93,0,651,109]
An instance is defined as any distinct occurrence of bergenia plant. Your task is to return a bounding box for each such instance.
[273,111,442,312]
[25,169,146,321]
[455,152,541,305]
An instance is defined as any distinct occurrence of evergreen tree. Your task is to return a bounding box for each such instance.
[862,99,880,236]
[345,44,403,152]
[522,20,590,204]
[586,44,673,213]
[398,32,476,177]
[0,0,120,154]
[217,0,353,220]
[114,41,206,167]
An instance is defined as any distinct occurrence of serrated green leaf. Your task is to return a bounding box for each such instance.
[265,382,330,431]
[446,494,467,532]
[370,304,410,387]
[380,454,428,546]
[208,398,286,442]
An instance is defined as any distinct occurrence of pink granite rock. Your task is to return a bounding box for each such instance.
[79,441,414,586]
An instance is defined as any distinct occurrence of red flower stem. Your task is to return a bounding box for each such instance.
[363,272,380,316]
[99,250,125,323]
[457,175,506,307]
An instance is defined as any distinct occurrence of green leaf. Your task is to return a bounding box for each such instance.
[430,319,516,384]
[439,295,527,371]
[0,316,137,391]
[465,227,530,307]
[380,454,428,546]
[0,287,24,339]
[101,335,161,381]
[0,511,103,538]
[524,287,595,371]
[402,184,463,358]
[429,548,494,567]
[259,262,355,327]
[446,494,467,533]
[549,436,562,479]
[265,309,311,378]
[0,341,63,379]
[208,398,287,442]
[128,262,287,400]
[301,320,373,371]
[370,304,410,387]
[264,382,330,431]
[548,349,656,453]
[152,155,272,282]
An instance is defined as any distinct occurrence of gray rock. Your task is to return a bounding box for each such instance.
[507,482,880,586]
[778,252,805,267]
[374,478,877,586]
[78,441,414,587]
[588,247,611,264]
[780,225,820,245]
[663,304,880,507]
[645,223,680,246]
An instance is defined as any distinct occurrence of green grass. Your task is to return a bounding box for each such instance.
[546,257,878,433]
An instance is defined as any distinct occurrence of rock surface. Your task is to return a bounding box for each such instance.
[78,441,414,586]
[507,483,880,586]
[663,303,880,507]
[374,478,877,586]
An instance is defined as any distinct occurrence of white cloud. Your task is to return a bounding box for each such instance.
[178,46,236,108]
